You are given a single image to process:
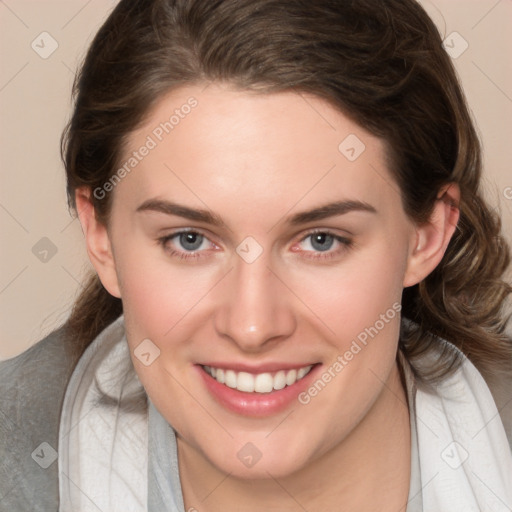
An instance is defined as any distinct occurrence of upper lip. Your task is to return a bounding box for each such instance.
[198,362,317,374]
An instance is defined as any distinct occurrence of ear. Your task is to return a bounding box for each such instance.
[75,187,121,298]
[403,183,460,288]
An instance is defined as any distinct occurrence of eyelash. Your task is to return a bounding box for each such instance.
[157,229,353,262]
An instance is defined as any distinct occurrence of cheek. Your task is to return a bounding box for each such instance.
[114,242,220,340]
[287,238,407,341]
[289,245,406,438]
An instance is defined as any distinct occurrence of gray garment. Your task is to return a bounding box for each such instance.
[0,328,80,511]
[148,401,185,512]
[402,354,423,512]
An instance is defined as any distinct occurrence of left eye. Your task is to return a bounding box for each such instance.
[297,231,351,253]
[301,232,337,252]
[293,231,352,260]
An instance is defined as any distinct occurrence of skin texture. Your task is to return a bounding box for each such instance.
[76,82,459,511]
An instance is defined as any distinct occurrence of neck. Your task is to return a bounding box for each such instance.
[178,362,411,512]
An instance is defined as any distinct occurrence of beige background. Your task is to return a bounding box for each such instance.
[1,0,511,359]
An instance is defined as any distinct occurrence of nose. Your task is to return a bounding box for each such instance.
[213,251,297,352]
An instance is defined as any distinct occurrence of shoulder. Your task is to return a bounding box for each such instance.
[0,326,81,510]
[400,318,512,451]
[439,338,512,451]
[419,335,512,452]
[484,367,512,450]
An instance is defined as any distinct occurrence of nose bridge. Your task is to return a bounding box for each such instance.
[213,250,296,350]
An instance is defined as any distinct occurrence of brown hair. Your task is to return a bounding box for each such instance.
[61,0,511,382]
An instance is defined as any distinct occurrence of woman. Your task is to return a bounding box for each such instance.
[1,0,511,510]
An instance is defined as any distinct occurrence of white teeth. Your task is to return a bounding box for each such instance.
[225,370,237,389]
[237,372,255,392]
[273,370,286,390]
[203,364,313,394]
[254,373,273,393]
[297,367,308,379]
[216,368,225,384]
[285,369,297,386]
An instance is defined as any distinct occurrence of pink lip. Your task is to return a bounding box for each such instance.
[196,363,320,417]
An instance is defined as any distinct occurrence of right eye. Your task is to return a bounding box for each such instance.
[158,230,218,260]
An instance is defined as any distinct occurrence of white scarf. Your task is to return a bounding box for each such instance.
[58,317,148,511]
[58,316,512,511]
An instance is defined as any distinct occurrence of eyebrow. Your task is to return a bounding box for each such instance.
[287,200,377,225]
[136,198,377,226]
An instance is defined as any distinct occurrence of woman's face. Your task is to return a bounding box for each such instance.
[102,83,419,478]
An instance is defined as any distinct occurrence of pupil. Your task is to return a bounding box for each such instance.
[311,233,333,252]
[180,232,202,251]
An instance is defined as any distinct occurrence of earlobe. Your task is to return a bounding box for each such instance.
[75,188,121,298]
[403,183,460,288]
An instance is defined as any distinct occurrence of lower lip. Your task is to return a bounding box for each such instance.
[197,365,319,417]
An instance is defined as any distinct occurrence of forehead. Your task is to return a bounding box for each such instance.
[113,83,400,224]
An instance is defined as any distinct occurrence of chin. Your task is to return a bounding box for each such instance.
[191,432,318,481]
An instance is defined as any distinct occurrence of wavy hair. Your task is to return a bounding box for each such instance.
[61,0,512,383]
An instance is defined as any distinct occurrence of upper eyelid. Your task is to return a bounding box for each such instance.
[300,227,352,239]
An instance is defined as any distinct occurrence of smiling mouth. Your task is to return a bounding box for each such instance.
[201,365,314,394]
